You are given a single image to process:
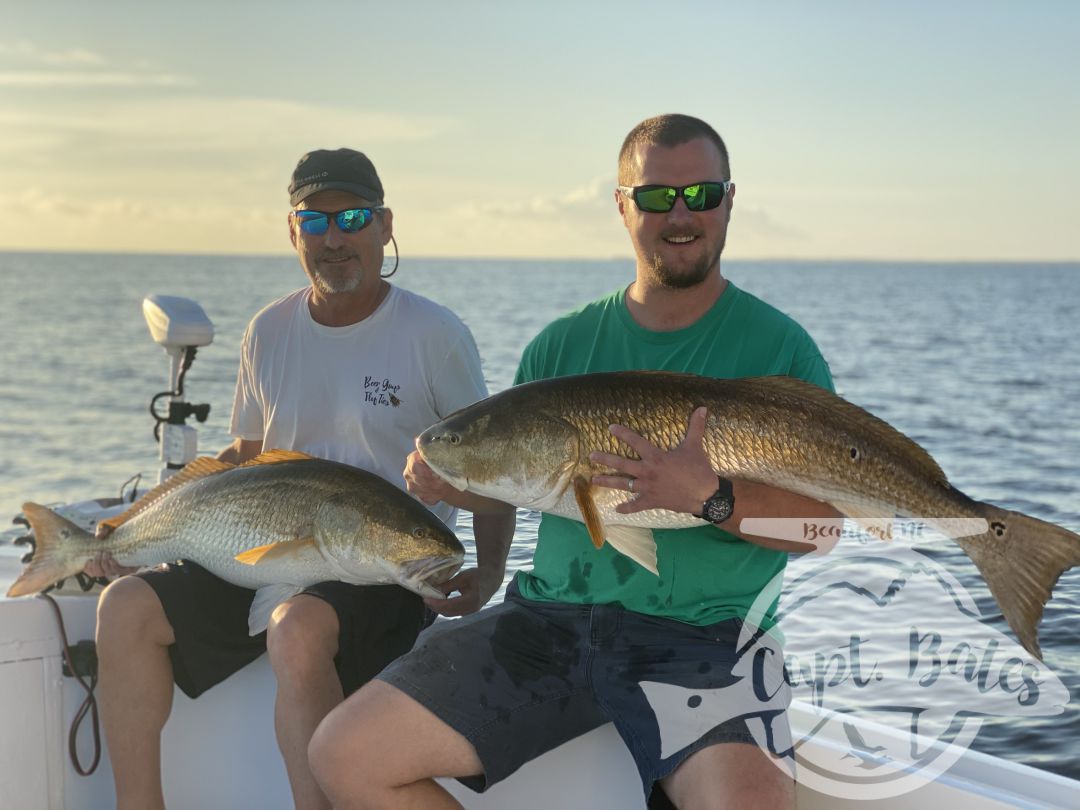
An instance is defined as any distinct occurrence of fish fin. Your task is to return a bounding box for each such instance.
[605,524,659,576]
[234,537,317,565]
[248,583,305,636]
[829,501,895,542]
[99,456,236,532]
[572,475,607,549]
[957,506,1080,660]
[239,449,316,468]
[6,503,94,597]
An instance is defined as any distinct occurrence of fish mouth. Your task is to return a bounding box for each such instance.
[400,554,464,597]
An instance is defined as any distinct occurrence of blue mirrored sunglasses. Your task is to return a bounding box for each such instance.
[292,206,384,235]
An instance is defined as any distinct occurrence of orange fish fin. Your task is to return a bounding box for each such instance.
[235,536,317,565]
[6,503,94,597]
[574,475,609,552]
[99,456,235,532]
[572,475,607,549]
[239,449,316,468]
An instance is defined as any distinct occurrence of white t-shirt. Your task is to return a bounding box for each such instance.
[228,285,488,527]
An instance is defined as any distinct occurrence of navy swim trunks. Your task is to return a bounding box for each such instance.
[377,579,793,798]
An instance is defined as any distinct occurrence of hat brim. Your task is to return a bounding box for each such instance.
[290,181,383,206]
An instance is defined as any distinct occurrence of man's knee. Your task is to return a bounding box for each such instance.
[662,741,794,810]
[96,575,173,648]
[266,595,339,679]
[310,680,483,794]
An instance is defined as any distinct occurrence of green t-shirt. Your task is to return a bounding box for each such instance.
[512,280,834,628]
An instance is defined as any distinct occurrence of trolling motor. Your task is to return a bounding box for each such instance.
[143,295,215,483]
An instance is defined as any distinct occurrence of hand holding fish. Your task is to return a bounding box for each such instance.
[590,406,716,516]
[423,564,503,617]
[405,445,462,506]
[83,550,139,579]
[83,524,139,578]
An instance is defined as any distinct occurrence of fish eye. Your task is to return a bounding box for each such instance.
[412,527,426,538]
[849,447,862,461]
[447,432,462,446]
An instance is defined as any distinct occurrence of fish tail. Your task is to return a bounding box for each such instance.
[957,504,1080,659]
[6,503,94,597]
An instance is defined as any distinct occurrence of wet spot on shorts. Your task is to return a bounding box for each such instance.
[687,695,702,709]
[491,610,571,687]
[625,645,676,683]
[611,555,636,585]
[698,662,712,674]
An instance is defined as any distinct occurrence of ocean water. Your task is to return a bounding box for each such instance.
[0,252,1078,782]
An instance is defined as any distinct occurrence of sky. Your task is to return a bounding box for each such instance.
[1,1,1078,261]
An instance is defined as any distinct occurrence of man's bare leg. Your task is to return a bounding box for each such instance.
[309,680,484,810]
[96,576,177,810]
[660,741,795,810]
[266,595,345,810]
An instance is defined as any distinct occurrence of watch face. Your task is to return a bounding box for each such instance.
[703,494,734,524]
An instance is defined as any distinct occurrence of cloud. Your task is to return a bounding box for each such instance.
[0,71,192,87]
[455,175,613,220]
[0,98,451,156]
[0,40,188,89]
[12,186,279,229]
[735,204,810,243]
[0,41,106,67]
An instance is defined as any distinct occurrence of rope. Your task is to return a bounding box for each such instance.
[37,593,101,776]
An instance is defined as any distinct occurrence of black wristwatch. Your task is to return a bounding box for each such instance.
[695,476,735,525]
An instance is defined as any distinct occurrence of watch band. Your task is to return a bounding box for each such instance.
[694,476,735,525]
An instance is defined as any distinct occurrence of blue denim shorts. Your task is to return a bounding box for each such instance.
[377,580,792,797]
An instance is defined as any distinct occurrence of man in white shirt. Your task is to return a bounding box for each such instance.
[87,148,516,810]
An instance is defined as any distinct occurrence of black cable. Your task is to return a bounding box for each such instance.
[150,346,199,442]
[38,593,101,776]
[120,472,142,504]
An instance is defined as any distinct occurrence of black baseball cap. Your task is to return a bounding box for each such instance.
[288,148,384,206]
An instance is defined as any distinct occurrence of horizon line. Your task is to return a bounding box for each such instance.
[0,247,1078,266]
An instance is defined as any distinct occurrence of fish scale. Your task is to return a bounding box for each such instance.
[418,370,1080,658]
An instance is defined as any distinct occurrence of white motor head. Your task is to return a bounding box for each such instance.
[143,295,214,352]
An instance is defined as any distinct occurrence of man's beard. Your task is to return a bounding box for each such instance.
[310,268,363,295]
[306,253,364,295]
[649,236,725,290]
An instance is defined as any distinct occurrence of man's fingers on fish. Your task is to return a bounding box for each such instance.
[683,406,709,445]
[614,493,652,515]
[589,450,644,478]
[591,473,641,492]
[607,423,661,460]
[424,581,476,615]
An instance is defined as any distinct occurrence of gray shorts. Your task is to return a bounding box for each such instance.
[377,579,792,797]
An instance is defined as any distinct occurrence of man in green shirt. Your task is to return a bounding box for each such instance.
[310,114,841,809]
